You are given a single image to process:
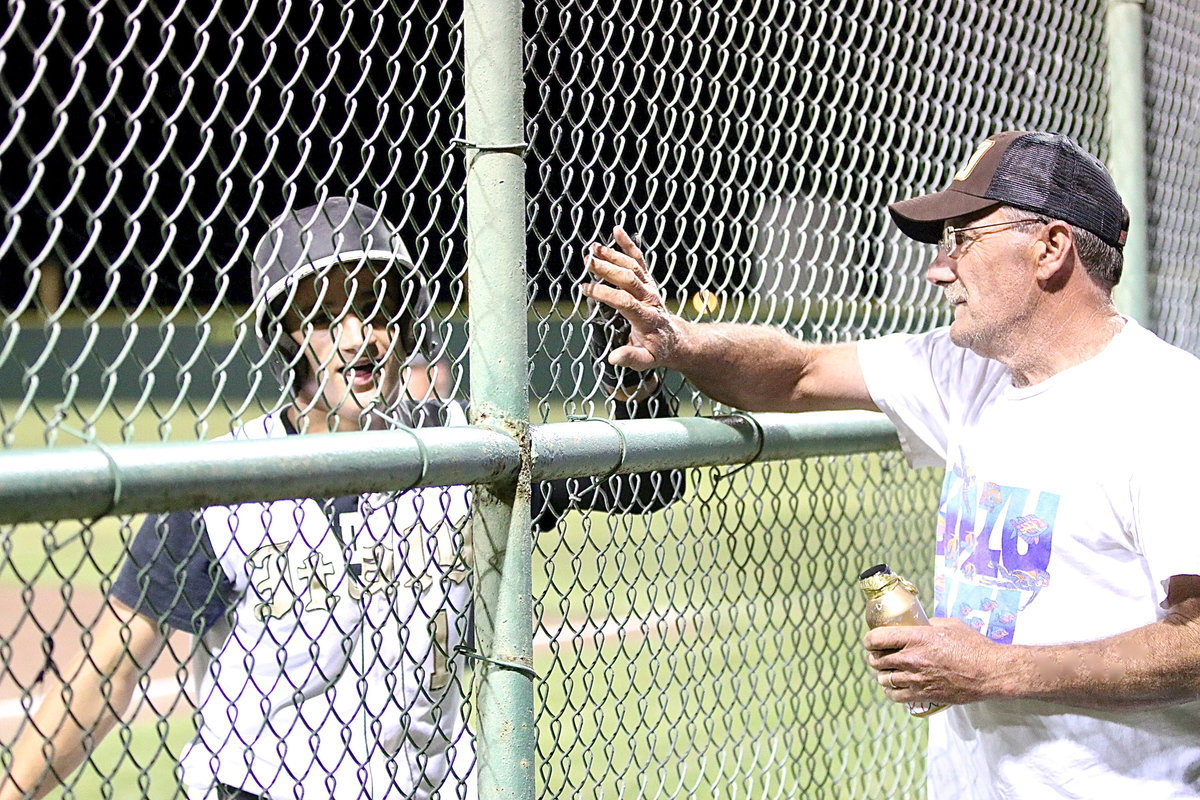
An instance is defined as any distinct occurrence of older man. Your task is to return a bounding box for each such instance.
[584,131,1200,799]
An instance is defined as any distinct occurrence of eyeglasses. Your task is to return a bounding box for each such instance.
[939,217,1046,259]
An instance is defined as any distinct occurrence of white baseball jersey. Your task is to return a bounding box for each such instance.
[112,409,475,800]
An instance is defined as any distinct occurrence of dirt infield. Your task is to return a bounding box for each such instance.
[0,576,697,768]
[0,583,189,741]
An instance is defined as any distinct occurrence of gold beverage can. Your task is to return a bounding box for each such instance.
[858,563,947,717]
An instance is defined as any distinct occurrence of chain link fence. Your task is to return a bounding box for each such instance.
[0,0,1196,798]
[1145,0,1200,352]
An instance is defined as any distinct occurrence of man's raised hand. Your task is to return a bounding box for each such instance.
[582,226,686,374]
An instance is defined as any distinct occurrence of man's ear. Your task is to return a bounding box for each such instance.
[1034,221,1074,284]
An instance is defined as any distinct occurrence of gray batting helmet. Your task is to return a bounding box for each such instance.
[251,197,439,391]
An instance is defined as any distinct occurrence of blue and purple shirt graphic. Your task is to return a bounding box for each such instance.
[934,463,1059,644]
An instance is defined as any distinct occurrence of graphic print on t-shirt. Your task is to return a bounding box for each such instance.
[934,463,1059,643]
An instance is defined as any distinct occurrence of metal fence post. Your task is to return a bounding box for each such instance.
[1107,0,1150,325]
[463,0,535,797]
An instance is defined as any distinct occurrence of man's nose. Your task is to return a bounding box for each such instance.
[925,251,957,286]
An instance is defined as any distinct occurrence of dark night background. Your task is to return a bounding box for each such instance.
[1,0,899,317]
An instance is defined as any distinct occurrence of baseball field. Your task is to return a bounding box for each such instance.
[1,401,936,799]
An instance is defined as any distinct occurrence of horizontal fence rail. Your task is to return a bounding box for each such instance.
[0,412,898,525]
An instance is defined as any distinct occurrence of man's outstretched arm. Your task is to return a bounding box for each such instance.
[582,227,877,413]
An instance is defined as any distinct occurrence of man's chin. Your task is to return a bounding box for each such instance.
[947,319,976,350]
[948,320,1003,359]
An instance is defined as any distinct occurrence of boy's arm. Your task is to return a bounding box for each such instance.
[1,600,166,800]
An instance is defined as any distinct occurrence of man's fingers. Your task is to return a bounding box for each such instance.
[579,283,666,369]
[608,344,657,371]
[588,241,641,273]
[587,260,661,306]
[863,626,919,652]
[583,278,662,321]
[583,283,665,331]
[590,239,651,283]
[878,670,902,690]
[863,626,931,675]
[580,229,676,373]
[612,226,648,271]
[877,670,918,703]
[865,648,900,671]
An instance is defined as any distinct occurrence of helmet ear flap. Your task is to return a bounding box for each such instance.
[258,296,311,395]
[272,334,310,394]
[398,315,419,356]
[400,278,444,363]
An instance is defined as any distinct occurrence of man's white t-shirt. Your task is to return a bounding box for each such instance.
[857,319,1200,800]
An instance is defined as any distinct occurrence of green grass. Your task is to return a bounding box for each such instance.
[47,717,195,800]
[532,458,935,799]
[2,402,939,798]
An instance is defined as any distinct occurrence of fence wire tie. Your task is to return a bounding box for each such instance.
[448,137,528,156]
[716,411,765,481]
[566,414,628,483]
[371,413,431,490]
[395,426,431,490]
[456,645,539,680]
[60,424,124,519]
